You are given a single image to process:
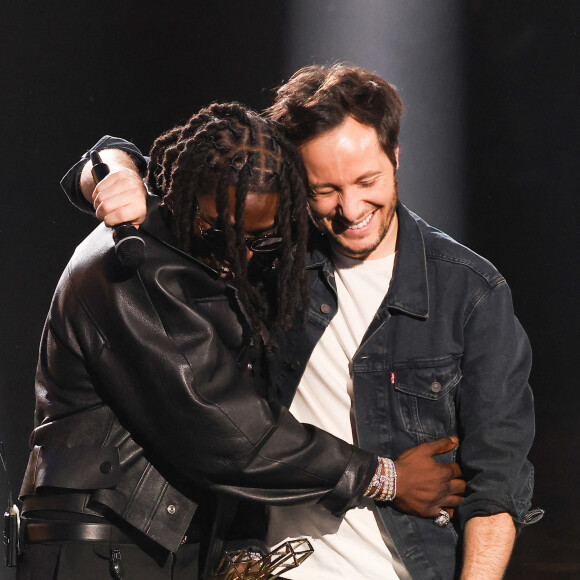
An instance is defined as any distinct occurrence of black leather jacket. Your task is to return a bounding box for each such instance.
[20,194,375,561]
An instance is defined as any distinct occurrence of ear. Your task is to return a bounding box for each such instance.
[394,147,400,171]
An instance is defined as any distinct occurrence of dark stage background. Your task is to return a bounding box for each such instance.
[1,2,578,578]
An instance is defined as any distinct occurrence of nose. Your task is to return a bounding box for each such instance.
[246,248,254,262]
[337,189,364,223]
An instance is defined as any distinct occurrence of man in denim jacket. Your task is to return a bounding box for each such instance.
[67,65,538,579]
[263,63,537,580]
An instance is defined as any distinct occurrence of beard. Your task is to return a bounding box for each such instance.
[319,181,398,259]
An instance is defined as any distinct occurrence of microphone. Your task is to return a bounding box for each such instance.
[90,150,146,269]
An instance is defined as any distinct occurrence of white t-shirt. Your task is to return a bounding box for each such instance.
[267,251,410,580]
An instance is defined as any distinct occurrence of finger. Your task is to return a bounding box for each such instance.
[396,436,458,461]
[447,462,462,479]
[95,198,147,226]
[421,436,459,457]
[427,505,448,518]
[392,498,442,519]
[97,188,140,211]
[95,195,134,221]
[448,478,466,496]
[94,181,141,203]
[92,168,142,198]
[92,183,104,206]
[91,173,120,201]
[99,205,144,228]
[432,462,462,484]
[441,494,465,508]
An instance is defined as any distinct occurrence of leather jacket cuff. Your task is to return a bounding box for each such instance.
[319,448,377,516]
[60,135,148,215]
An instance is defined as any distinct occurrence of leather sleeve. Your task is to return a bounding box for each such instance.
[38,224,376,514]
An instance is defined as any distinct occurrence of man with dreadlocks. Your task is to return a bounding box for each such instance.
[19,103,463,580]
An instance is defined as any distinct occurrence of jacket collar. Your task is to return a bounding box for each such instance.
[140,196,224,280]
[306,202,429,319]
[139,197,254,327]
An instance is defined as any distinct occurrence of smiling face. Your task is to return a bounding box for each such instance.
[298,116,399,260]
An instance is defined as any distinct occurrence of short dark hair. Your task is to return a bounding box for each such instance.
[146,102,309,335]
[266,63,403,167]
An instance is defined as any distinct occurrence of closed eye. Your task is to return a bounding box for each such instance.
[310,187,338,197]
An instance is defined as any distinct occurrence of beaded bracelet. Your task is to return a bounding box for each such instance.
[364,457,397,502]
[366,457,384,499]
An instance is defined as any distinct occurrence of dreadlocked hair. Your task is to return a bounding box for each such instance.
[146,102,309,340]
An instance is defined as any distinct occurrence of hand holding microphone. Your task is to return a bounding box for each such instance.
[90,150,146,269]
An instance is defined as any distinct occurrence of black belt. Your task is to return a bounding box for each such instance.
[24,520,136,544]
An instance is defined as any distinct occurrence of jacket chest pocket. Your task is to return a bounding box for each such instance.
[393,358,461,440]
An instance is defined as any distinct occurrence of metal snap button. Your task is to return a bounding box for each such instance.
[320,304,331,314]
[431,381,442,393]
[247,363,253,372]
[100,461,112,474]
[167,504,176,515]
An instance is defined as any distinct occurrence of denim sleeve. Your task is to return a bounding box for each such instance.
[60,135,149,215]
[455,280,535,530]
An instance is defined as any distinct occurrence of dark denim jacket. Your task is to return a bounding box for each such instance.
[274,203,536,580]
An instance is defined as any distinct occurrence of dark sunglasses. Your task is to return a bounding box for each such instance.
[200,227,283,253]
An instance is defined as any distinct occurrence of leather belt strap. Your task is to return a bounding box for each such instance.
[24,521,135,544]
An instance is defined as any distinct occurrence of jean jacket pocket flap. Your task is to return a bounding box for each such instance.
[394,359,462,401]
